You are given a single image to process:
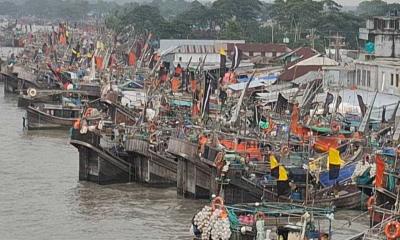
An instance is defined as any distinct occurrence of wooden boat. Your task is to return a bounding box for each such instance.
[192,199,335,240]
[26,103,81,130]
[1,66,58,94]
[17,89,89,108]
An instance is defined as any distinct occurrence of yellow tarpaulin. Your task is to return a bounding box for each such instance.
[328,147,344,166]
[270,155,279,170]
[278,165,288,181]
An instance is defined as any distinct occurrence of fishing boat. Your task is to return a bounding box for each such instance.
[17,89,89,108]
[25,103,81,130]
[191,197,335,240]
[1,65,60,94]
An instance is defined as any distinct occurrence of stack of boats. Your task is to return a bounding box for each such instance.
[5,20,400,240]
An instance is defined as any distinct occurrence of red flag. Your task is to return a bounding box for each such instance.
[128,51,136,66]
[95,56,104,70]
[375,155,385,188]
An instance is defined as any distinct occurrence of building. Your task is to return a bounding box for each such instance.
[359,10,400,58]
[226,43,291,58]
[159,39,246,69]
[338,11,400,95]
[277,47,339,83]
[159,39,245,53]
[163,44,221,67]
[352,58,400,95]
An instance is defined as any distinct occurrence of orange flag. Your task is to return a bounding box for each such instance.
[128,51,136,66]
[375,155,384,188]
[95,56,104,70]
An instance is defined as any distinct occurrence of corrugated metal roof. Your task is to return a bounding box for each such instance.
[294,55,338,67]
[292,71,322,85]
[228,79,275,91]
[159,39,245,52]
[257,88,300,103]
[227,43,290,53]
[174,44,218,54]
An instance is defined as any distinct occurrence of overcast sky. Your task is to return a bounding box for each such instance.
[334,0,398,6]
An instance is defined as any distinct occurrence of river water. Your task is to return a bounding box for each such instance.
[0,82,204,239]
[0,82,369,239]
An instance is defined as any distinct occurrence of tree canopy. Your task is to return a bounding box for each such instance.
[2,0,399,52]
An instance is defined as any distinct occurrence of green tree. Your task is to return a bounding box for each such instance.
[357,0,388,18]
[212,0,262,23]
[120,5,165,34]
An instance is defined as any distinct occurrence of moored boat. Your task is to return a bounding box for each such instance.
[25,103,81,130]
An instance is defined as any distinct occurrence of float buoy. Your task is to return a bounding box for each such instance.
[331,122,340,132]
[149,123,156,133]
[211,196,224,211]
[367,196,375,212]
[28,88,37,97]
[384,221,400,239]
[281,145,289,156]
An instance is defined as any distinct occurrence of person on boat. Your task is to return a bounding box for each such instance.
[171,76,181,93]
[198,133,208,155]
[42,42,48,56]
[219,87,227,106]
[8,53,16,66]
[320,233,329,240]
[222,69,237,85]
[159,63,168,84]
[174,63,182,78]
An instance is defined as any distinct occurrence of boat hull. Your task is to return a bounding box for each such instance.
[26,106,78,130]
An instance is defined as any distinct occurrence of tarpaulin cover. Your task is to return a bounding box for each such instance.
[171,100,192,107]
[319,163,356,187]
[382,147,396,157]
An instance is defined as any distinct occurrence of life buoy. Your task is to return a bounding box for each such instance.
[281,145,289,156]
[211,196,224,211]
[384,221,400,239]
[331,122,340,132]
[28,88,37,97]
[85,108,93,117]
[149,133,157,144]
[149,123,156,133]
[367,196,375,213]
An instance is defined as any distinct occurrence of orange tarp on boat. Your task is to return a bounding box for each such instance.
[290,104,310,139]
[171,77,181,92]
[219,140,263,161]
[313,135,344,152]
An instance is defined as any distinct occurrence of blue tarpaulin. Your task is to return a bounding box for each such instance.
[171,100,192,107]
[319,163,356,187]
[382,147,396,157]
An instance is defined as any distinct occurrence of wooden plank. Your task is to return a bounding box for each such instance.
[393,121,400,141]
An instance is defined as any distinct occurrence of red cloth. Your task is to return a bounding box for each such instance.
[59,34,66,45]
[375,155,385,188]
[128,51,136,66]
[95,56,104,70]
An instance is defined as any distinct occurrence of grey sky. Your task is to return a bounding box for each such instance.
[334,0,399,6]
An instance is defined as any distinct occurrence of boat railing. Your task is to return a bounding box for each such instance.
[362,215,396,240]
